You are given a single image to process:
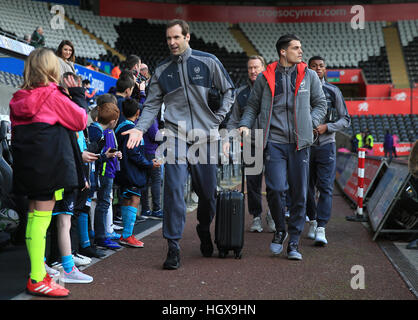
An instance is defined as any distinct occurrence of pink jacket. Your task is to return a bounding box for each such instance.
[392,134,399,147]
[9,83,87,131]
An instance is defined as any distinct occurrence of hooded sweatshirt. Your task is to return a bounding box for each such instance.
[115,120,154,188]
[9,83,87,196]
[10,83,87,130]
[239,61,327,150]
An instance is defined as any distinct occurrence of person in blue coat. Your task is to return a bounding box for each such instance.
[115,98,161,248]
[383,130,394,163]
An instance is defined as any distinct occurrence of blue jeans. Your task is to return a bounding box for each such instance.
[141,153,162,212]
[306,142,336,228]
[264,142,310,243]
[94,175,114,240]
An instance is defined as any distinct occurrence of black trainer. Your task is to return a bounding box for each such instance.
[287,242,302,260]
[79,245,107,259]
[196,225,214,257]
[269,231,288,255]
[163,247,180,270]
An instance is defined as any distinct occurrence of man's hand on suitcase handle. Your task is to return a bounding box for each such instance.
[315,124,328,135]
[223,141,230,158]
[239,126,252,146]
[239,126,250,137]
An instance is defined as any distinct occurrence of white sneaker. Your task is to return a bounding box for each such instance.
[265,210,276,233]
[50,261,62,270]
[44,263,60,277]
[314,227,328,246]
[72,253,92,266]
[111,223,123,231]
[307,220,317,239]
[61,266,93,284]
[250,216,263,232]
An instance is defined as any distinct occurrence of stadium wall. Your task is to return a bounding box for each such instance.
[99,1,418,23]
[347,91,418,115]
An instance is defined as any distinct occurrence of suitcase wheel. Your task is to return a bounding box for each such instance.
[234,250,242,259]
[218,250,228,258]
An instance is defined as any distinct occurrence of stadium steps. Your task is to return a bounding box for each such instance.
[63,14,126,62]
[383,25,410,88]
[229,24,259,57]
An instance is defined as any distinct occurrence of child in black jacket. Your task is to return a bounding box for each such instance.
[115,98,160,247]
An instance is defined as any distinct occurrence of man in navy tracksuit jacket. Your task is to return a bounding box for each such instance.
[239,34,327,260]
[306,56,351,246]
[226,55,276,233]
[120,19,235,269]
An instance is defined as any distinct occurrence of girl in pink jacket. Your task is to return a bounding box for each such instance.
[392,134,399,158]
[9,48,87,297]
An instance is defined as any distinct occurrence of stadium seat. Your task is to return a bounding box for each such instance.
[349,114,417,143]
[0,71,23,88]
[116,19,249,86]
[0,0,107,59]
[63,5,132,48]
[399,20,418,83]
[239,21,385,69]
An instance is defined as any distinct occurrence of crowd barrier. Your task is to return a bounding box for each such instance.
[336,151,418,240]
[336,151,388,207]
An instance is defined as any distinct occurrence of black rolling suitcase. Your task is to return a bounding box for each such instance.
[214,159,245,259]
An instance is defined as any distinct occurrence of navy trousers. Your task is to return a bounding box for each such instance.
[163,140,217,248]
[264,142,310,243]
[246,172,263,217]
[141,152,162,213]
[306,142,336,228]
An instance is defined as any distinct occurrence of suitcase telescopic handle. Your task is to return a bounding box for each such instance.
[240,133,245,194]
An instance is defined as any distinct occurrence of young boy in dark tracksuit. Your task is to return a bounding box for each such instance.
[115,98,161,247]
[65,76,107,260]
[114,70,146,127]
[48,73,97,283]
[88,103,122,250]
[140,118,163,220]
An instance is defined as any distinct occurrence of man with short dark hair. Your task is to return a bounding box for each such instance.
[82,79,97,105]
[121,19,235,269]
[306,55,350,246]
[113,71,136,126]
[239,34,327,260]
[122,55,143,103]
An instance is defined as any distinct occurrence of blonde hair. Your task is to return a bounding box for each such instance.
[248,55,266,68]
[21,48,61,90]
